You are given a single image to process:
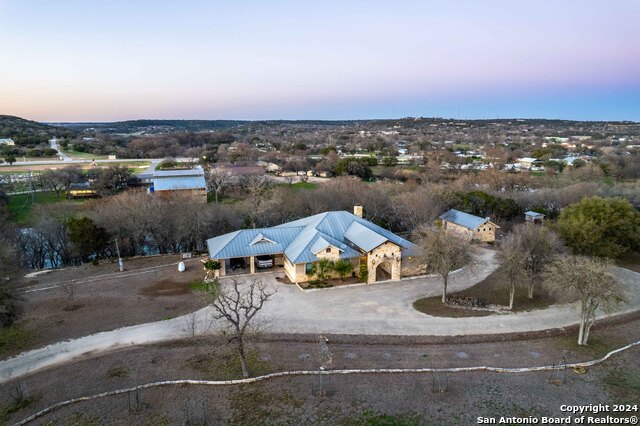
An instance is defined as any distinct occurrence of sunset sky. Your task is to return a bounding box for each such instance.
[1,0,639,122]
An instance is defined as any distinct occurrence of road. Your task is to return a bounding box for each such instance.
[1,250,639,383]
[0,157,196,167]
[49,138,72,162]
[137,158,163,179]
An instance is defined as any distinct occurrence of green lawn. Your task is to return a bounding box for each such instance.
[276,181,318,190]
[61,148,108,160]
[8,191,78,224]
[289,181,318,190]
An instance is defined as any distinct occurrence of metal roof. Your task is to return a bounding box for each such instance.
[207,227,305,259]
[344,221,387,252]
[206,210,415,264]
[152,167,205,178]
[439,209,488,230]
[524,211,545,217]
[153,175,206,191]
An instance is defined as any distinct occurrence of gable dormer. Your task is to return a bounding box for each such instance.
[249,233,277,246]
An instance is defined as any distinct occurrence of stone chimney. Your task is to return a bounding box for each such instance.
[353,205,363,218]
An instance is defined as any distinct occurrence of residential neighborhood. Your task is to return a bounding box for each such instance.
[1,1,639,424]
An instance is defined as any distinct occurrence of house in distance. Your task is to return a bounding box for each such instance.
[439,209,499,243]
[150,166,207,203]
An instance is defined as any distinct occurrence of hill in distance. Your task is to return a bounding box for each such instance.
[0,115,78,144]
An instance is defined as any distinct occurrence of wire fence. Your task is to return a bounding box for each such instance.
[13,339,640,425]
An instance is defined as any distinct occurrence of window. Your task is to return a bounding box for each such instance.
[306,263,313,274]
[326,247,331,253]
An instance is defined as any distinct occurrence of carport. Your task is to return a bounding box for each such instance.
[214,253,285,277]
[206,228,300,278]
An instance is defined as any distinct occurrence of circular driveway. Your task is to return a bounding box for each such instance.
[2,248,640,383]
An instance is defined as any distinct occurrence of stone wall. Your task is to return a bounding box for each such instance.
[443,221,496,243]
[366,241,401,283]
[474,222,497,242]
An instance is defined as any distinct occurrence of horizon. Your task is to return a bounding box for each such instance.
[42,116,640,124]
[4,113,640,125]
[1,1,639,122]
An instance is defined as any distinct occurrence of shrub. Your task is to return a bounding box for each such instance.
[106,366,129,378]
[204,259,221,270]
[359,264,368,282]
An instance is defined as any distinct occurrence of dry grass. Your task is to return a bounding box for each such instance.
[139,279,192,297]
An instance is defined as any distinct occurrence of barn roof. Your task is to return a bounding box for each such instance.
[439,209,489,230]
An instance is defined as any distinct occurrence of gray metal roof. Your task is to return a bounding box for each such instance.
[439,209,488,230]
[344,221,387,252]
[153,175,206,191]
[206,210,415,264]
[207,227,305,259]
[152,168,205,178]
[524,211,545,217]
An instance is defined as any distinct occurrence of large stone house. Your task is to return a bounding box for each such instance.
[439,209,499,242]
[206,207,415,284]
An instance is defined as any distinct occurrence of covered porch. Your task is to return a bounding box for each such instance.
[214,253,285,277]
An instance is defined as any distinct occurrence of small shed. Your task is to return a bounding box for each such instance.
[524,211,545,224]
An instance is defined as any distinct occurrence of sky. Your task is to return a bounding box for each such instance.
[0,0,639,122]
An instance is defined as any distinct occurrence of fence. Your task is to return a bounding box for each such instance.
[13,339,639,425]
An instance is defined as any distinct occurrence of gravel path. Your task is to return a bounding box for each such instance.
[1,249,639,383]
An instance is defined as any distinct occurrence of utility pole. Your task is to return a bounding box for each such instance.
[28,170,35,204]
[115,237,124,272]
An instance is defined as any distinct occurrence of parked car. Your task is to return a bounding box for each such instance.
[230,258,246,271]
[255,255,273,268]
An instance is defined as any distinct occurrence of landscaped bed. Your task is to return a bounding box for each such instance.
[275,275,364,289]
[413,269,560,318]
[299,276,362,289]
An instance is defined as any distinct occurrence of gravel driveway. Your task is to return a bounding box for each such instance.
[2,248,640,383]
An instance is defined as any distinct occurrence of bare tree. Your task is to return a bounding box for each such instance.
[61,282,76,311]
[207,167,237,204]
[496,233,528,310]
[417,228,475,304]
[0,217,23,326]
[209,278,274,378]
[243,175,274,228]
[182,311,213,359]
[545,255,624,345]
[513,224,562,299]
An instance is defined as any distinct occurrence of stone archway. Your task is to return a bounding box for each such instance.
[367,242,402,283]
[374,261,393,282]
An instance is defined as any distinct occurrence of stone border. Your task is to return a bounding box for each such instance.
[292,265,466,293]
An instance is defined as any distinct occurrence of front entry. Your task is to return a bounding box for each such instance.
[374,261,393,282]
[367,242,402,283]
